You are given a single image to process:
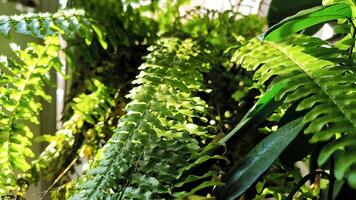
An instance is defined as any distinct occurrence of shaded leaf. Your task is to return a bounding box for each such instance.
[218,118,304,200]
[219,81,287,145]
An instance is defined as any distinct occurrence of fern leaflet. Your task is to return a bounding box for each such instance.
[70,38,219,199]
[234,35,356,187]
[0,9,94,41]
[0,36,62,195]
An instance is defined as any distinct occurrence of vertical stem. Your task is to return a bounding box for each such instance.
[327,156,335,200]
[40,157,78,200]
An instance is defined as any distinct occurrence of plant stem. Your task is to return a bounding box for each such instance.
[40,157,78,200]
[286,170,331,200]
[327,156,335,200]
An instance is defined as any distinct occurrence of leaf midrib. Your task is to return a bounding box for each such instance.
[85,55,179,200]
[269,41,356,130]
[4,37,55,172]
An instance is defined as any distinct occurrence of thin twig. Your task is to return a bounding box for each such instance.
[327,156,335,200]
[40,157,78,200]
[24,186,62,198]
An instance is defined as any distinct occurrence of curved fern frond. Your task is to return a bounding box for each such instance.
[70,38,218,199]
[234,36,356,186]
[0,36,61,195]
[29,80,115,184]
[0,9,93,41]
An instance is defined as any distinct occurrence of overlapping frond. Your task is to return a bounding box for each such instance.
[70,38,221,199]
[234,35,356,186]
[0,36,61,194]
[0,9,94,40]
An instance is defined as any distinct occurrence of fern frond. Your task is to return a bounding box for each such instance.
[234,36,356,186]
[0,9,93,41]
[70,38,218,199]
[0,36,62,195]
[29,80,115,184]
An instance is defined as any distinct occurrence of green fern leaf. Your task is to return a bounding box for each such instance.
[235,35,356,186]
[0,9,93,41]
[70,38,217,199]
[0,36,62,195]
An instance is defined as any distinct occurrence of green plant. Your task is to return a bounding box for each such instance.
[0,0,264,199]
[30,79,116,183]
[70,37,224,199]
[8,0,356,199]
[0,5,100,198]
[0,36,60,195]
[220,0,356,199]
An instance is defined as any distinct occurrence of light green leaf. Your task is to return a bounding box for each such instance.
[92,24,108,49]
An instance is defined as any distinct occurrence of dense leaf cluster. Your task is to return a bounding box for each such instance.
[4,0,356,199]
[0,36,61,195]
[226,1,356,198]
[0,9,93,40]
[70,38,222,199]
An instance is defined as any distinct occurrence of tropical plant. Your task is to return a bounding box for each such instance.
[3,0,356,199]
[0,1,264,199]
[221,0,356,199]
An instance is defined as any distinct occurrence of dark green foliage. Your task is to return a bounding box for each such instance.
[219,82,287,145]
[232,0,356,195]
[267,0,321,26]
[235,34,356,186]
[235,35,353,140]
[69,0,165,47]
[174,10,265,50]
[219,118,304,200]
